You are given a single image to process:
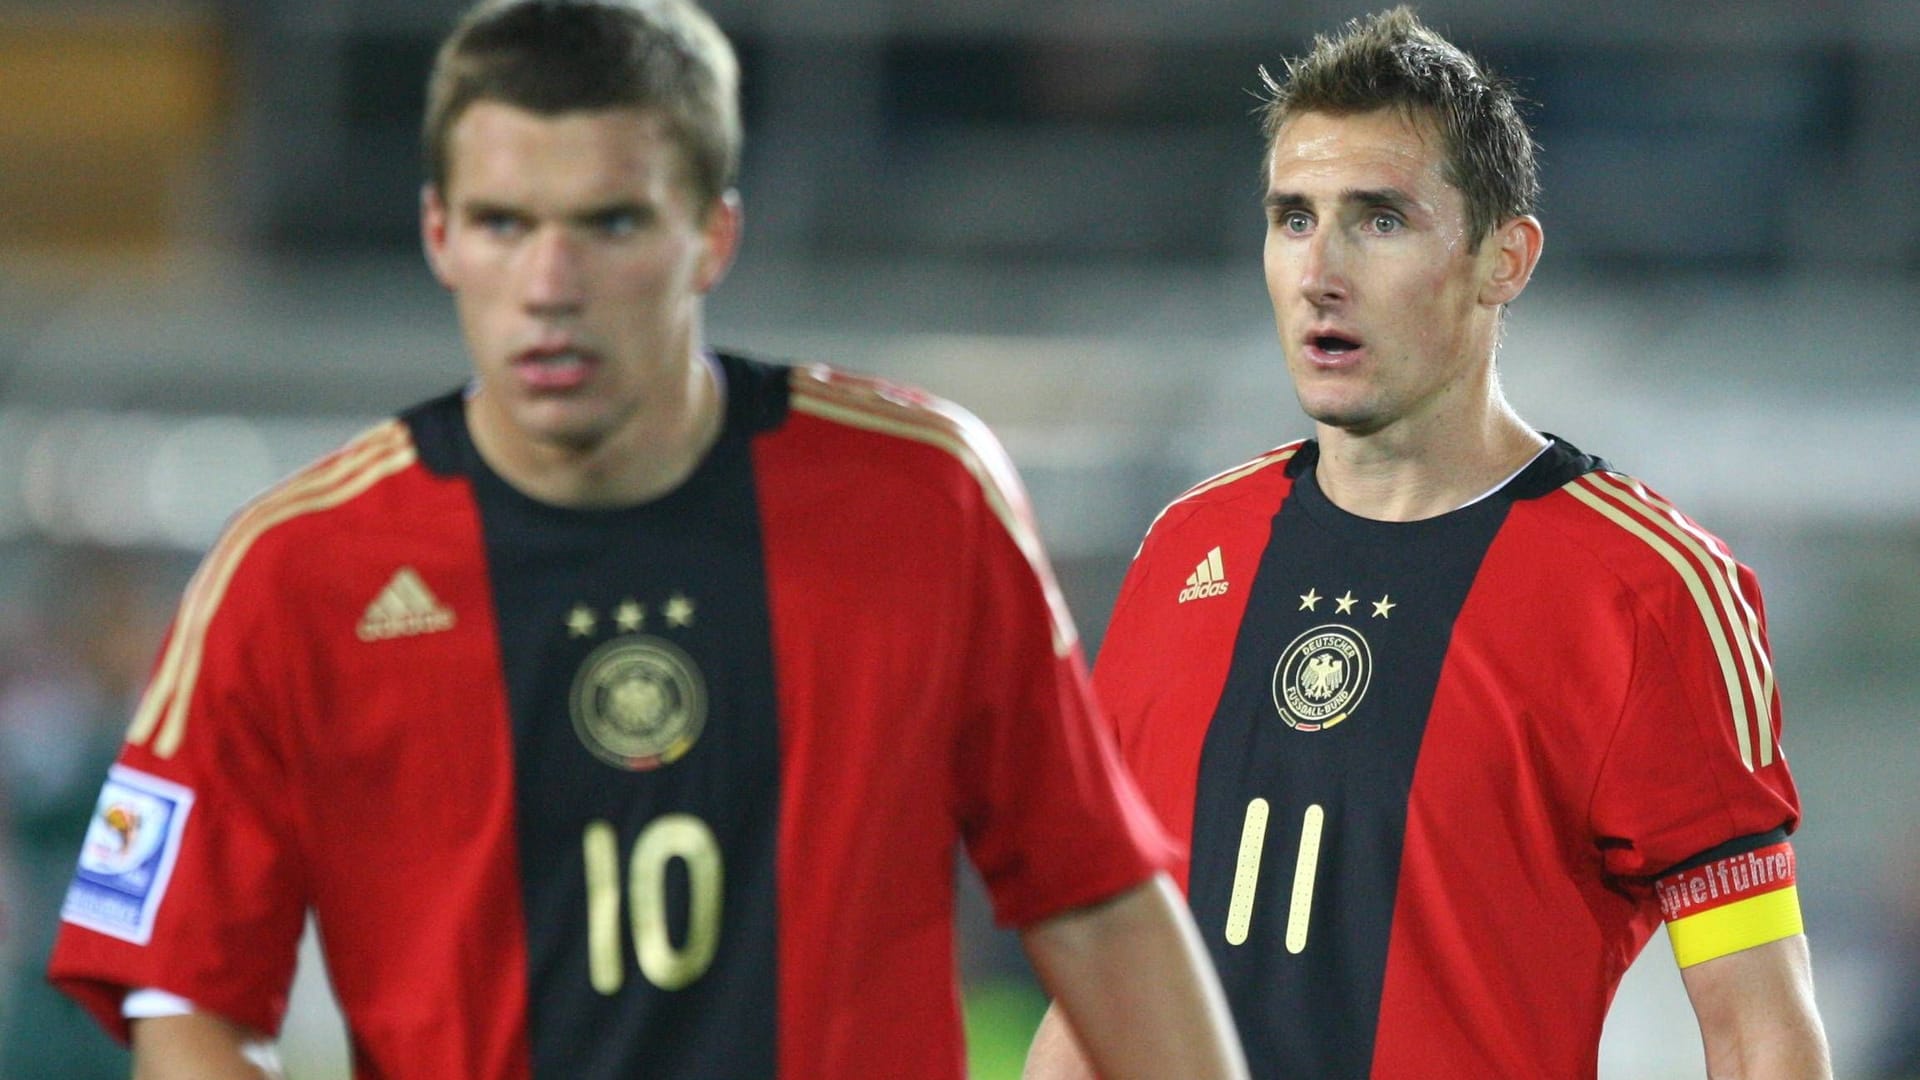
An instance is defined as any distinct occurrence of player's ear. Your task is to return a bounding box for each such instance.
[694,190,743,294]
[421,183,456,289]
[1480,214,1543,307]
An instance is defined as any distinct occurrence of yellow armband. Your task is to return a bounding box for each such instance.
[1655,842,1802,968]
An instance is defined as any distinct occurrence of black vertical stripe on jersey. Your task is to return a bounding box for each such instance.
[1186,444,1515,1079]
[407,355,792,1079]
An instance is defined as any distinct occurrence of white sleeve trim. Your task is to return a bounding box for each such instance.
[123,987,197,1018]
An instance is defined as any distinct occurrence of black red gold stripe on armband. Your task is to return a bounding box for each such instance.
[1654,841,1802,968]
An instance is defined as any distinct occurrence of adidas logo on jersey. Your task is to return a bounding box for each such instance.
[357,567,456,641]
[1178,547,1230,603]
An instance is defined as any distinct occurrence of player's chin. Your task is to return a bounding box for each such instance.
[513,400,619,449]
[1296,392,1386,434]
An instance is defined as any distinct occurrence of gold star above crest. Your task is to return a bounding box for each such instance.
[1334,591,1358,615]
[614,599,645,633]
[1371,595,1396,619]
[1299,588,1321,611]
[566,604,597,638]
[664,594,696,628]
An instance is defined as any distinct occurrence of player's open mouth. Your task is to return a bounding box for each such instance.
[514,346,599,389]
[1304,328,1365,362]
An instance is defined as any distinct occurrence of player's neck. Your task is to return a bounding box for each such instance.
[1313,392,1543,523]
[468,351,725,510]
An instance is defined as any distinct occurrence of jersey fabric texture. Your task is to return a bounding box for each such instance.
[49,354,1171,1079]
[1095,437,1800,1080]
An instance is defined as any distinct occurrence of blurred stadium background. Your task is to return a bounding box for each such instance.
[2,1,1917,1077]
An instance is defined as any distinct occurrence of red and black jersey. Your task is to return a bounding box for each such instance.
[49,354,1170,1079]
[1096,438,1801,1079]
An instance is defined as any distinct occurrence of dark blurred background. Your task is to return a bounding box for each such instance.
[1,2,1917,1077]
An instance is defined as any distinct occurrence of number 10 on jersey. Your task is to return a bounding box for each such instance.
[1225,798,1324,954]
[583,815,724,994]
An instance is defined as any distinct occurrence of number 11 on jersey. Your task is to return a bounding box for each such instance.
[1224,798,1324,954]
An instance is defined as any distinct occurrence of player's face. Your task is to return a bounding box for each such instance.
[422,102,738,453]
[1263,108,1516,437]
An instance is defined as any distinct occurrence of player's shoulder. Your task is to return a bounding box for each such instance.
[1166,439,1311,508]
[777,361,1020,493]
[206,412,435,589]
[1525,457,1752,607]
[1137,439,1309,548]
[784,362,989,450]
[773,360,1073,644]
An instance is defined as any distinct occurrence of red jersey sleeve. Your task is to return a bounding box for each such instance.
[945,416,1175,928]
[1587,528,1800,883]
[48,510,315,1043]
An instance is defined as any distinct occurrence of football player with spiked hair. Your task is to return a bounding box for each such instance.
[1028,8,1830,1079]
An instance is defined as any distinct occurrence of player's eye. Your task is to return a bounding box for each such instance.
[1274,210,1313,234]
[1370,212,1403,234]
[472,210,526,239]
[591,206,653,237]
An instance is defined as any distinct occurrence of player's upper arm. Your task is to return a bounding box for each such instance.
[1582,533,1800,887]
[132,1013,284,1080]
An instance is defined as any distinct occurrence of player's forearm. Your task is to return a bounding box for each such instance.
[1022,1003,1099,1080]
[133,1014,284,1080]
[1701,1030,1832,1080]
[1698,1003,1832,1080]
[1019,873,1248,1080]
[1683,935,1832,1080]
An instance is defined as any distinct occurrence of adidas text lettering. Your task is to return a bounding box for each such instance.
[357,609,456,641]
[1178,547,1230,603]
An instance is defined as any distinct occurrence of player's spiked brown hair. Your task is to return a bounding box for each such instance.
[1257,6,1538,250]
[423,0,740,212]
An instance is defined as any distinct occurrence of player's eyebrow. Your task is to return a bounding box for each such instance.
[1344,187,1420,214]
[570,198,652,225]
[1262,187,1423,214]
[1264,192,1310,213]
[457,198,525,221]
[453,198,657,228]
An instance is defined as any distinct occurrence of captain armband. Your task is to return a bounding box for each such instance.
[1653,839,1802,968]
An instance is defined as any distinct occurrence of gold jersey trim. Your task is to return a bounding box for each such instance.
[1564,472,1775,770]
[1135,442,1305,557]
[1128,440,1313,549]
[127,421,419,758]
[1667,884,1803,969]
[787,367,1078,657]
